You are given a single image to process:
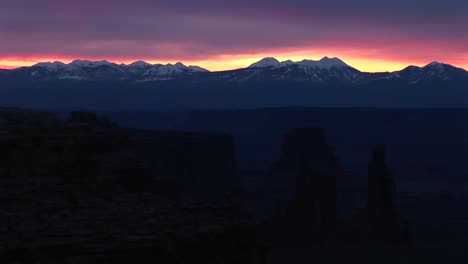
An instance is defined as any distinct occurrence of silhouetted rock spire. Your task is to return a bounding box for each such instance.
[366,144,408,244]
[271,128,342,239]
[367,144,397,221]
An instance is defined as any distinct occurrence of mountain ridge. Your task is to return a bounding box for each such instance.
[2,57,467,73]
[1,57,468,110]
[1,57,467,84]
[0,60,210,81]
[249,56,353,70]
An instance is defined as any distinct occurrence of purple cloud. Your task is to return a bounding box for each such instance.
[1,0,467,68]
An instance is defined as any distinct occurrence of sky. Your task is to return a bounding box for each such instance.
[1,0,467,72]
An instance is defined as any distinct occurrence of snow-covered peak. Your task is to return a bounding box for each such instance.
[424,61,447,68]
[299,57,350,69]
[35,60,121,70]
[26,59,208,75]
[70,60,116,68]
[70,60,93,67]
[423,62,446,76]
[174,62,186,68]
[34,61,67,70]
[395,61,468,83]
[249,57,281,68]
[320,56,349,67]
[9,58,211,81]
[249,56,352,69]
[140,63,208,79]
[35,61,66,67]
[427,61,443,66]
[128,61,152,67]
[188,65,209,72]
[422,61,465,74]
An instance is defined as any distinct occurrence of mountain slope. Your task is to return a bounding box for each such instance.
[2,57,467,84]
[1,57,468,109]
[240,56,361,82]
[2,60,209,82]
[249,56,352,69]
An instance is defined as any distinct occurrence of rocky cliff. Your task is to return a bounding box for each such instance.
[270,128,343,240]
[364,144,408,244]
[269,129,408,248]
[0,109,255,262]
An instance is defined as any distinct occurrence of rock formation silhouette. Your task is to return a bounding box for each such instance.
[269,130,409,248]
[270,128,343,241]
[367,145,397,223]
[0,109,254,262]
[0,107,413,262]
[365,144,408,244]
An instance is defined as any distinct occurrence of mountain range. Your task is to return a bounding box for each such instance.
[0,60,208,82]
[1,57,468,109]
[1,56,467,83]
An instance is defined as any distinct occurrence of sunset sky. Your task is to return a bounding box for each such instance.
[1,0,467,72]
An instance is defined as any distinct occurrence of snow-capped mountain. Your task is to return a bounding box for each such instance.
[249,57,283,68]
[390,62,468,83]
[239,57,468,84]
[299,57,350,69]
[128,61,152,68]
[34,61,68,70]
[140,62,208,81]
[70,60,118,68]
[222,56,361,82]
[249,56,351,70]
[5,60,209,81]
[1,57,467,85]
[1,56,468,109]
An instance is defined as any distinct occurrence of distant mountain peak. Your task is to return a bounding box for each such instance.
[427,61,443,66]
[128,61,151,67]
[424,61,452,69]
[249,56,352,70]
[422,61,468,73]
[70,60,116,67]
[249,57,281,68]
[393,60,468,83]
[34,61,66,68]
[7,57,465,83]
[320,56,344,63]
[70,59,92,65]
[301,57,351,69]
[421,61,468,73]
[187,65,209,72]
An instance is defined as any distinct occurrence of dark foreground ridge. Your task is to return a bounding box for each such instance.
[0,108,429,263]
[0,108,256,263]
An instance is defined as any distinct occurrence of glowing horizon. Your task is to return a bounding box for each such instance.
[2,1,467,74]
[1,51,467,73]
